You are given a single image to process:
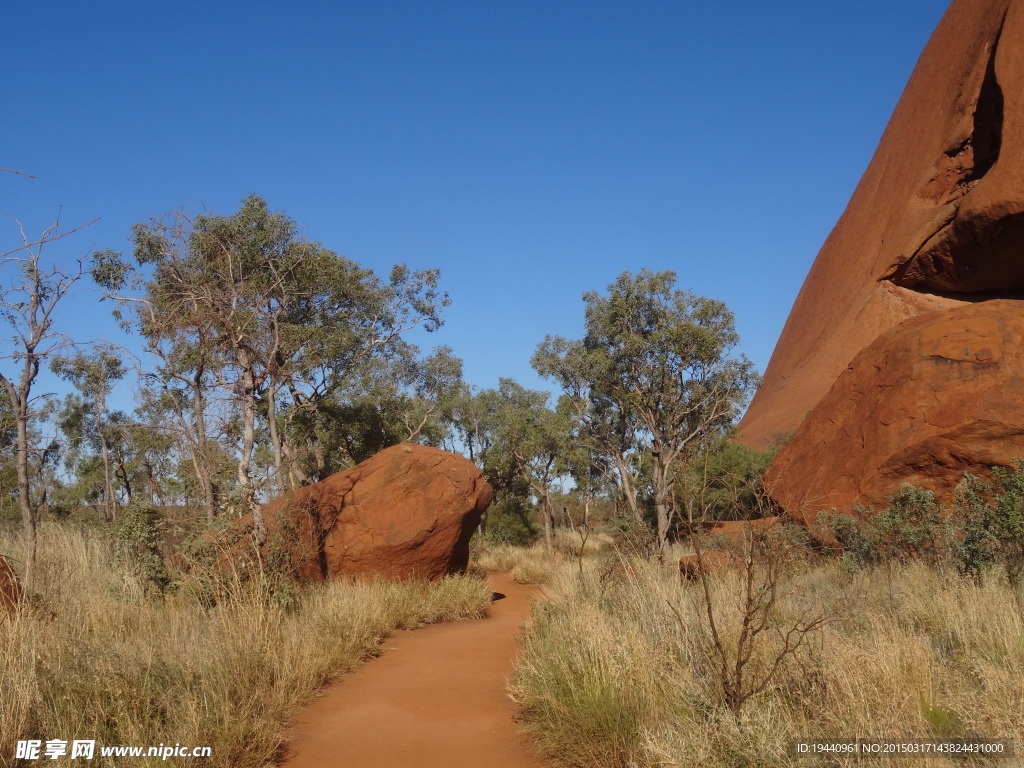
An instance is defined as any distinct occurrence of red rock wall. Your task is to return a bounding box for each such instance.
[767,302,1024,522]
[740,0,1014,447]
[738,0,1024,518]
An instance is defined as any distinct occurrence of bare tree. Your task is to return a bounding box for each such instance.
[0,213,91,593]
[676,466,827,720]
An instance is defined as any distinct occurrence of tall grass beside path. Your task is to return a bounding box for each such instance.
[0,523,492,768]
[510,557,1024,768]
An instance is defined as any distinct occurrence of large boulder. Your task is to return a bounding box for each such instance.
[768,302,1024,523]
[262,444,492,582]
[679,551,742,580]
[739,0,1024,518]
[0,556,21,618]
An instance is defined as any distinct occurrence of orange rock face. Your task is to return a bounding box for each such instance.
[0,556,21,618]
[679,551,742,580]
[706,517,779,544]
[262,443,492,582]
[768,302,1024,523]
[739,0,1024,519]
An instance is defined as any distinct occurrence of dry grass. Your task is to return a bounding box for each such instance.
[471,540,558,584]
[470,528,615,585]
[0,523,493,767]
[510,555,1024,768]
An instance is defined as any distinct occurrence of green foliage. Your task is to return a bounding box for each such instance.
[677,439,776,523]
[533,269,760,556]
[110,500,170,594]
[817,510,879,569]
[92,194,456,512]
[873,485,951,569]
[819,467,1024,611]
[606,514,659,558]
[483,498,539,547]
[953,461,1024,603]
[819,486,952,571]
[173,514,301,611]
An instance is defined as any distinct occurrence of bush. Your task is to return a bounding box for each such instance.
[173,515,298,611]
[819,487,953,573]
[110,501,170,595]
[817,510,880,568]
[676,440,776,522]
[873,486,953,571]
[954,461,1024,609]
[482,497,539,547]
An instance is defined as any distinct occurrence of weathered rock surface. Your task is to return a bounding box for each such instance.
[679,551,742,579]
[262,444,492,582]
[0,556,21,618]
[706,517,779,544]
[738,0,1024,518]
[768,302,1024,523]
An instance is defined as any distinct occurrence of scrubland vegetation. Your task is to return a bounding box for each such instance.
[3,188,1022,767]
[0,523,492,767]
[500,520,1024,768]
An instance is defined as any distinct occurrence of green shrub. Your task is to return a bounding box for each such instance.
[873,486,953,570]
[483,497,539,547]
[173,515,298,610]
[676,439,776,522]
[817,510,879,568]
[110,501,170,595]
[819,487,953,572]
[954,460,1024,609]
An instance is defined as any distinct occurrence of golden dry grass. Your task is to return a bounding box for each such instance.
[470,529,615,585]
[0,523,492,767]
[510,554,1024,768]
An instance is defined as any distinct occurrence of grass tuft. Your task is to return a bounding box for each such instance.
[511,555,1024,768]
[0,523,492,767]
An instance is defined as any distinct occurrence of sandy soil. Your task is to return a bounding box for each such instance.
[281,572,547,768]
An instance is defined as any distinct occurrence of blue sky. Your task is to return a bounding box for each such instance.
[2,0,950,402]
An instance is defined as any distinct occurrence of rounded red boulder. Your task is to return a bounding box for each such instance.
[262,443,493,582]
[0,556,21,618]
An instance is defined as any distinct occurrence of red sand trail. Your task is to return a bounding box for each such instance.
[282,572,547,768]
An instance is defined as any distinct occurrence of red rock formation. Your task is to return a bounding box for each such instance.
[740,0,1016,446]
[262,443,492,582]
[739,0,1024,518]
[768,302,1024,523]
[706,517,779,544]
[679,551,742,579]
[0,556,21,618]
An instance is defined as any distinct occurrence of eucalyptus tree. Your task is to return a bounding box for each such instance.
[533,269,760,560]
[52,345,126,521]
[461,379,572,551]
[0,215,88,592]
[388,345,464,444]
[491,380,573,552]
[93,195,449,539]
[274,260,450,485]
[133,335,224,519]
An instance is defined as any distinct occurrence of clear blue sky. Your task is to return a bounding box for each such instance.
[2,0,950,400]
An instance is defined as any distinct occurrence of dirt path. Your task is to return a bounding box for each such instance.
[282,572,547,768]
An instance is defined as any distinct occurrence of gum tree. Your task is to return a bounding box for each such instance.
[52,345,127,521]
[478,379,572,552]
[0,213,90,591]
[93,195,449,539]
[533,269,759,561]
